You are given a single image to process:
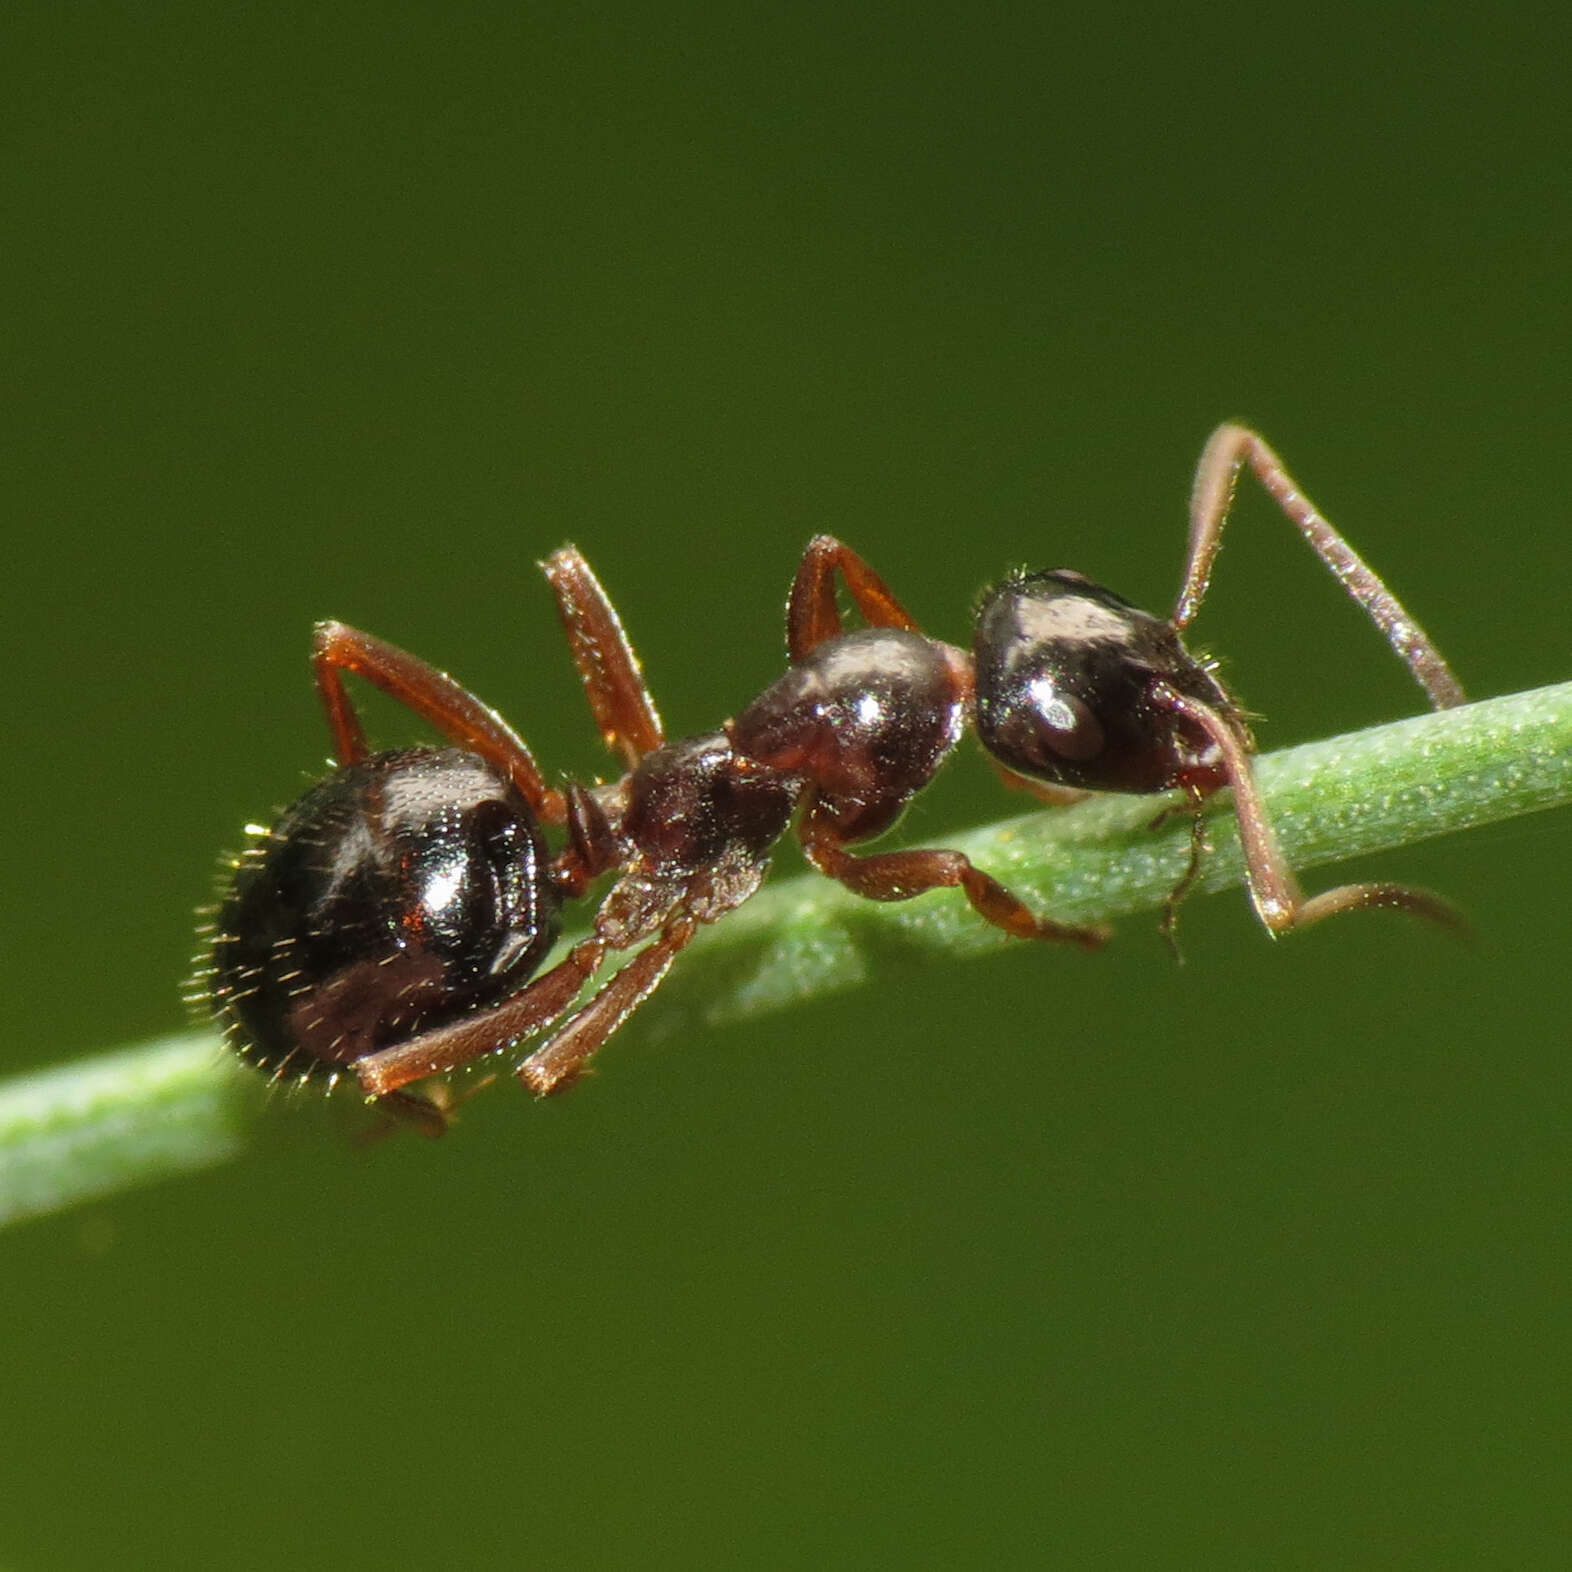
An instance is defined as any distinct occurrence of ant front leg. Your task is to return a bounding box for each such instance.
[311,621,566,823]
[799,802,1109,952]
[541,546,665,770]
[1151,682,1466,937]
[786,535,921,661]
[1181,424,1467,710]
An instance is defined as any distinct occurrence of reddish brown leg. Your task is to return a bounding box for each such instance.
[312,621,566,823]
[380,1089,452,1138]
[1150,681,1466,936]
[516,914,700,1096]
[361,895,707,1100]
[354,938,608,1098]
[991,761,1091,808]
[1157,805,1209,959]
[359,1086,463,1140]
[541,546,664,770]
[800,810,1108,951]
[787,534,921,661]
[1180,424,1466,710]
[349,1074,501,1142]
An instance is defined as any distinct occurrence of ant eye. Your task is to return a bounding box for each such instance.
[977,673,1108,776]
[1025,683,1105,762]
[973,574,1133,782]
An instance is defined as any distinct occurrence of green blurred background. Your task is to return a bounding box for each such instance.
[6,4,1570,1566]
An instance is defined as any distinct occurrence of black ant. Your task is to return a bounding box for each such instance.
[203,424,1466,1128]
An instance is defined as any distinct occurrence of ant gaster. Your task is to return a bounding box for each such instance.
[204,424,1465,1127]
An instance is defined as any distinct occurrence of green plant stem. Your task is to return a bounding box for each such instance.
[4,679,1570,1228]
[0,1035,259,1228]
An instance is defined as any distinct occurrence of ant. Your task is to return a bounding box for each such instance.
[204,424,1466,1129]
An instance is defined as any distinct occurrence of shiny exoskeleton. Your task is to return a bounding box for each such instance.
[212,748,559,1089]
[974,572,1241,796]
[204,423,1467,1124]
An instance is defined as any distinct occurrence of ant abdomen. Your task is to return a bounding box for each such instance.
[972,570,1236,796]
[729,626,968,840]
[210,746,561,1081]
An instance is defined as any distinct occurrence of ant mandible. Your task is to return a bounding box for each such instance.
[204,424,1465,1127]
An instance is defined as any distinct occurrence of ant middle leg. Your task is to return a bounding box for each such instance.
[786,535,921,660]
[1179,424,1466,710]
[515,912,702,1096]
[541,546,665,769]
[799,807,1109,951]
[311,620,566,822]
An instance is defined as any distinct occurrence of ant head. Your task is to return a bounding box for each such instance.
[972,569,1234,795]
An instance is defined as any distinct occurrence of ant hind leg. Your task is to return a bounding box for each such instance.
[310,621,566,822]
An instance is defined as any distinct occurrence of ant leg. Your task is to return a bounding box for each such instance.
[358,863,729,1101]
[381,1089,452,1137]
[358,1086,466,1141]
[787,535,921,661]
[1179,424,1467,710]
[515,913,701,1096]
[1150,681,1467,936]
[351,1072,505,1142]
[541,546,664,770]
[800,810,1109,951]
[991,761,1091,808]
[1157,806,1209,958]
[353,938,608,1098]
[312,621,566,823]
